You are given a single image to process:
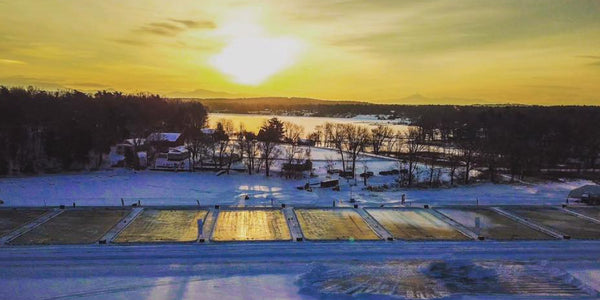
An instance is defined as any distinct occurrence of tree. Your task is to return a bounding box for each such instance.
[370,125,393,155]
[257,118,284,176]
[238,130,259,175]
[211,121,231,169]
[445,146,462,186]
[324,122,347,171]
[283,122,307,166]
[310,125,324,147]
[185,127,211,171]
[457,137,478,184]
[343,124,371,178]
[403,128,426,186]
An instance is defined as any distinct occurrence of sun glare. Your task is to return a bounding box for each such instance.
[209,34,302,85]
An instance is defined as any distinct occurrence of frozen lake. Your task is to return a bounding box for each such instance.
[208,113,411,134]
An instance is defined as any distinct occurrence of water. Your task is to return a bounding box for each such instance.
[208,113,411,134]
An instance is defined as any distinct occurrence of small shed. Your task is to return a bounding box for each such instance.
[320,179,339,188]
[568,185,600,205]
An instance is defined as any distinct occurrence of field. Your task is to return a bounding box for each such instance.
[366,208,469,240]
[211,209,291,242]
[301,260,588,298]
[0,209,47,237]
[506,207,600,239]
[435,208,553,240]
[295,208,380,241]
[567,207,600,221]
[114,209,207,243]
[10,209,128,245]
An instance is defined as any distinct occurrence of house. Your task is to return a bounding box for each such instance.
[146,132,184,151]
[568,185,600,205]
[152,146,190,171]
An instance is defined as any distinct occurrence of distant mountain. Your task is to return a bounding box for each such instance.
[170,93,515,115]
[167,88,247,99]
[197,97,367,106]
[183,97,368,114]
[379,94,496,105]
[176,93,499,106]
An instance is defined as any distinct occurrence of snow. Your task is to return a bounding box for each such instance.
[350,114,382,121]
[146,132,181,142]
[0,146,593,207]
[1,242,599,299]
[209,113,411,134]
[0,168,590,207]
[2,145,599,298]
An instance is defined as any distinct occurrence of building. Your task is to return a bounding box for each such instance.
[152,146,190,171]
[146,132,184,151]
[568,185,600,205]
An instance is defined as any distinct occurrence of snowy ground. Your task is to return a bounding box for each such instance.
[1,242,600,299]
[1,145,599,299]
[0,164,592,207]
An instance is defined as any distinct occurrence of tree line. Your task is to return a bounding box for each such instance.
[2,86,598,185]
[0,86,207,174]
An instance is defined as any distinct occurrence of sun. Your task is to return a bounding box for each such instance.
[209,29,302,85]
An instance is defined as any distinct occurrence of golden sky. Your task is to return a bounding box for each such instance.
[0,0,599,104]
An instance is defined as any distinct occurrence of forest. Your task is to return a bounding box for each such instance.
[0,86,207,174]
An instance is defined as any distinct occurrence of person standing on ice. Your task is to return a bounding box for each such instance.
[401,194,406,205]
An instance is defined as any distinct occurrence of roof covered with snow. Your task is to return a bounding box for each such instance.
[201,128,215,135]
[146,132,182,142]
[568,185,600,198]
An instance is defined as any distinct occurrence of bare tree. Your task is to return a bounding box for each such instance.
[258,118,284,177]
[238,130,259,175]
[184,128,204,171]
[370,124,393,155]
[283,122,306,165]
[324,122,347,171]
[457,138,478,184]
[444,146,462,186]
[403,127,426,186]
[310,125,324,147]
[211,119,234,169]
[426,144,438,187]
[343,124,371,178]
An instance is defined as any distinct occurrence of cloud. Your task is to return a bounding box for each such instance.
[589,61,600,67]
[0,58,26,65]
[169,19,216,29]
[520,84,581,91]
[293,1,600,56]
[0,76,67,90]
[576,55,600,59]
[575,55,600,67]
[111,38,148,47]
[136,19,215,36]
[69,82,109,88]
[166,88,245,98]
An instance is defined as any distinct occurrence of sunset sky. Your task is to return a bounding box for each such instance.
[0,0,599,104]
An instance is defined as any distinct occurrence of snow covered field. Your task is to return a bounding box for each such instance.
[114,209,207,243]
[0,167,592,208]
[1,147,599,299]
[212,209,291,242]
[1,242,600,299]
